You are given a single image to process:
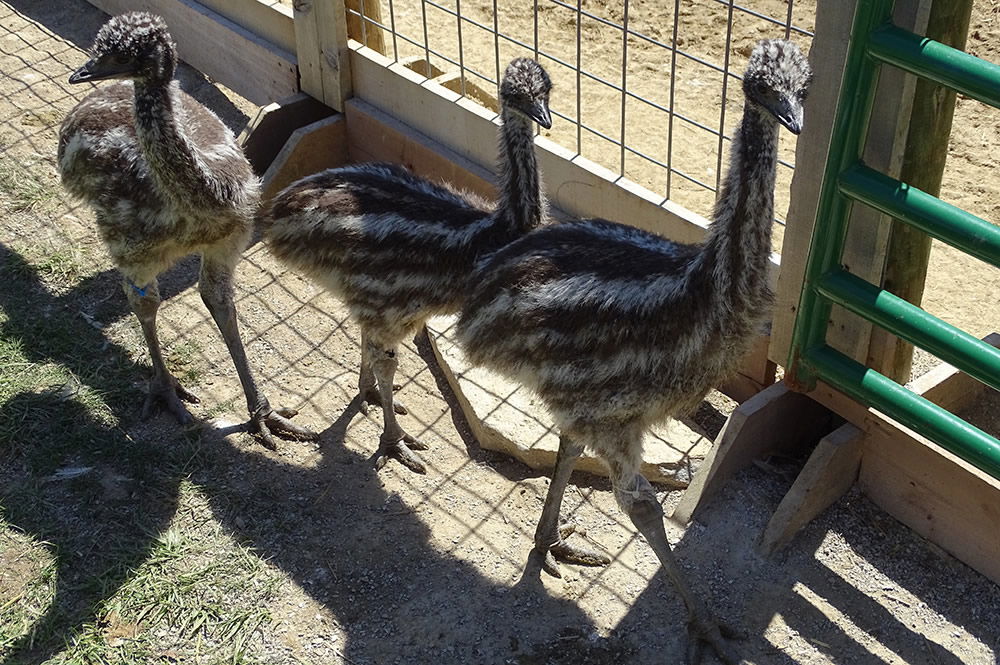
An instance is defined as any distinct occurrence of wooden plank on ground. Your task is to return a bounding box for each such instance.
[858,418,1000,585]
[84,0,297,105]
[197,0,295,53]
[672,382,834,525]
[348,41,781,291]
[758,423,863,554]
[260,114,349,200]
[294,0,352,110]
[908,333,1000,413]
[239,92,335,176]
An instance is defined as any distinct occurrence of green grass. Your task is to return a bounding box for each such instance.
[0,159,56,213]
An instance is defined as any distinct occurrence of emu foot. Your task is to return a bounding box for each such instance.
[142,374,199,424]
[251,406,319,451]
[374,430,429,474]
[359,385,407,416]
[686,613,743,665]
[540,523,611,578]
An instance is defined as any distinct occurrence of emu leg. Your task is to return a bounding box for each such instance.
[358,331,406,416]
[533,435,611,577]
[371,346,428,473]
[199,256,317,449]
[126,277,199,424]
[620,474,740,665]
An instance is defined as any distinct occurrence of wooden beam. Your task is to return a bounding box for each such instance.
[294,0,352,110]
[348,41,781,290]
[84,0,297,106]
[908,333,1000,413]
[260,114,349,201]
[239,92,335,176]
[672,382,834,525]
[758,423,863,555]
[345,0,386,55]
[196,0,295,53]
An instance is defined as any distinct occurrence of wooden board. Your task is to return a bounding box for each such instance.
[84,0,297,106]
[347,40,781,291]
[239,92,335,176]
[260,115,349,201]
[197,0,295,53]
[294,0,352,110]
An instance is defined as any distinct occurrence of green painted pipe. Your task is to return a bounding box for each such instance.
[817,269,1000,393]
[807,345,1000,479]
[839,164,1000,268]
[868,23,1000,109]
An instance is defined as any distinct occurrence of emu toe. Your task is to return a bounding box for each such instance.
[142,374,199,424]
[539,523,611,578]
[252,406,319,450]
[359,385,407,416]
[374,430,429,474]
[686,614,743,665]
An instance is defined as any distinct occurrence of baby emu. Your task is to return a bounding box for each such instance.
[262,59,552,473]
[59,12,315,448]
[456,40,811,663]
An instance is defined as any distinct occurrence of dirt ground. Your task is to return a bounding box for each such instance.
[1,1,999,665]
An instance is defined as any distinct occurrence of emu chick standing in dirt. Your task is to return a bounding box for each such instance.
[262,59,551,473]
[456,40,811,663]
[58,12,315,448]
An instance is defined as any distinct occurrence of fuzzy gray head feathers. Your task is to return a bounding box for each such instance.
[742,40,812,134]
[499,58,553,129]
[70,12,176,84]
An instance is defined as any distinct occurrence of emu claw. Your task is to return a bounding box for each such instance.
[142,374,199,424]
[251,406,319,451]
[539,524,611,578]
[374,430,428,474]
[359,386,407,416]
[686,614,743,665]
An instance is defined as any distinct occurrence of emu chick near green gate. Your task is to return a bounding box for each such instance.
[58,12,316,448]
[261,58,552,473]
[456,40,812,664]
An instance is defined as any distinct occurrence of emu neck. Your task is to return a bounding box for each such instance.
[494,108,544,233]
[695,103,779,317]
[133,78,211,210]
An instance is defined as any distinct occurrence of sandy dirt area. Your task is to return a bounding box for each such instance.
[0,1,998,665]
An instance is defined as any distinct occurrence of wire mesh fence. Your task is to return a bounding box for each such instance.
[348,0,816,250]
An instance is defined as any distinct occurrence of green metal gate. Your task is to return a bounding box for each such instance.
[787,0,1000,477]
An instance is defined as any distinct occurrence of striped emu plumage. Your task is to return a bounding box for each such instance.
[58,12,315,448]
[457,40,811,663]
[261,59,552,473]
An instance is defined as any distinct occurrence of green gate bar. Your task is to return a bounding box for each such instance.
[787,0,1000,478]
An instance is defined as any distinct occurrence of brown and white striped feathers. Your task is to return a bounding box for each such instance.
[58,12,259,284]
[456,40,812,440]
[261,58,552,349]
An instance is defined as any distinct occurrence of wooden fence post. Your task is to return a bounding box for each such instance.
[294,0,353,110]
[866,0,975,383]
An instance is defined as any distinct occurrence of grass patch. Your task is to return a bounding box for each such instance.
[168,339,205,386]
[0,521,59,656]
[0,159,56,213]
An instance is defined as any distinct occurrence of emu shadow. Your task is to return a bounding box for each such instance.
[616,466,1000,664]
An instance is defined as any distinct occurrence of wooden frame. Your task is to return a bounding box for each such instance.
[84,0,297,105]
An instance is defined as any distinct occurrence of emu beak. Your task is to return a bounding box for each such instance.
[526,101,552,130]
[771,97,804,135]
[68,57,135,84]
[68,59,99,84]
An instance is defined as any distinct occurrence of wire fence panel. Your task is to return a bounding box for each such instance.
[347,0,816,252]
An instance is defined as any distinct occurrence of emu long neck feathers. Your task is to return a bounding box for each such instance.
[132,79,217,210]
[495,107,543,233]
[696,103,778,314]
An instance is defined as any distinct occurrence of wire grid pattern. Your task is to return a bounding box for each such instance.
[0,2,712,658]
[350,0,815,237]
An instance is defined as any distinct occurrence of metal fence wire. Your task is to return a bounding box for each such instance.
[347,0,816,241]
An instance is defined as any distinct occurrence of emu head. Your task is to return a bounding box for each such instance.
[69,12,176,85]
[742,40,812,135]
[499,58,553,129]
